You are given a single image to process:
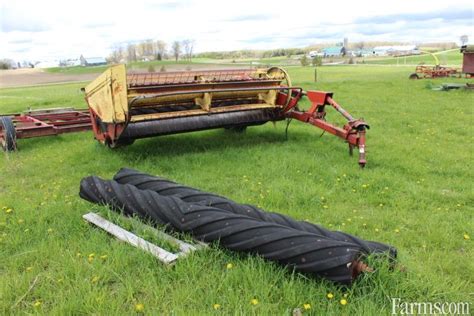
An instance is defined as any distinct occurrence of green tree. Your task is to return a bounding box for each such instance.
[300,55,309,66]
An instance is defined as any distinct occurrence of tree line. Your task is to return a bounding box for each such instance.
[109,39,195,63]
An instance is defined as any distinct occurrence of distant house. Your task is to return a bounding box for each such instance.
[322,47,344,57]
[373,45,419,56]
[308,51,324,58]
[354,49,373,57]
[80,55,107,67]
[35,60,60,68]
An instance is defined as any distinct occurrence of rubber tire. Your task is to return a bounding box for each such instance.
[409,73,419,80]
[0,116,17,151]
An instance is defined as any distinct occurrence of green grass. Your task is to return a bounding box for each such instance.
[45,58,223,75]
[364,49,463,66]
[1,65,473,315]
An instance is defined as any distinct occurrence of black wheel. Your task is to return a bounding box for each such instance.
[224,126,247,133]
[0,116,17,151]
[409,73,419,80]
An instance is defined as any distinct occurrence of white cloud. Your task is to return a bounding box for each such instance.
[0,0,472,61]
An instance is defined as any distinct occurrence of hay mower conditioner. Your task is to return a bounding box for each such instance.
[84,65,369,167]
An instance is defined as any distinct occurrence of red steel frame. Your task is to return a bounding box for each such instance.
[1,109,91,149]
[281,90,368,167]
[412,65,462,79]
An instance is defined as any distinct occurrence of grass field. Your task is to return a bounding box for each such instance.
[0,65,472,315]
[365,49,463,66]
[43,49,464,76]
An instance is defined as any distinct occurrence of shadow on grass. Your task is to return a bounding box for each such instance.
[112,127,288,158]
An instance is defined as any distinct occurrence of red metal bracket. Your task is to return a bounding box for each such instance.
[284,91,369,168]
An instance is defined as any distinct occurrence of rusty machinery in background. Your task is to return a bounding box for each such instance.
[83,65,369,167]
[0,108,91,151]
[409,47,474,80]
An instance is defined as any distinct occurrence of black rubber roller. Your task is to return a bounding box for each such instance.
[79,176,368,284]
[113,168,397,258]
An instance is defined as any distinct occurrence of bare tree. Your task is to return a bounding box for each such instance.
[172,41,181,62]
[156,40,167,60]
[460,35,469,46]
[127,43,137,63]
[182,39,195,61]
[110,44,124,63]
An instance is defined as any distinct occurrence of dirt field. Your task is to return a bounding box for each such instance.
[0,68,98,88]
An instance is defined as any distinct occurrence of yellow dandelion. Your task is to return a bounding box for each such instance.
[337,178,341,181]
[352,189,356,192]
[340,299,348,305]
[91,276,100,283]
[323,205,328,209]
[457,204,461,207]
[88,253,95,258]
[394,229,400,233]
[362,184,367,188]
[250,298,259,305]
[26,266,33,272]
[375,228,380,232]
[100,255,108,260]
[226,263,233,270]
[6,208,13,213]
[464,234,470,240]
[379,203,384,207]
[213,303,221,310]
[327,293,334,299]
[33,300,42,307]
[135,303,145,312]
[303,303,311,310]
[47,228,53,233]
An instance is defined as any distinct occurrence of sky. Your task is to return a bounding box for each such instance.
[0,0,473,61]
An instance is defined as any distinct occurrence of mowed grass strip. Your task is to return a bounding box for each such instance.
[0,65,472,314]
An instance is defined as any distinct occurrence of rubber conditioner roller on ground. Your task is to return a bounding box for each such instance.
[84,65,369,167]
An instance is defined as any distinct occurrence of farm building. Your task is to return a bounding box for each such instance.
[461,45,474,75]
[80,55,107,67]
[373,45,419,56]
[322,47,344,57]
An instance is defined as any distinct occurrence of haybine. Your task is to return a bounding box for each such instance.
[83,65,369,167]
[1,65,369,167]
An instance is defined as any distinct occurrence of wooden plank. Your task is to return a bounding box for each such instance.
[83,212,179,265]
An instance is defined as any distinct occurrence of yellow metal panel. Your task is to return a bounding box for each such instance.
[85,65,128,123]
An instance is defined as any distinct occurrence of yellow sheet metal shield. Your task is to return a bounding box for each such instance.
[85,64,128,123]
